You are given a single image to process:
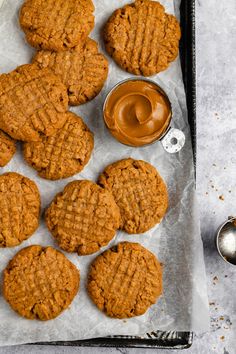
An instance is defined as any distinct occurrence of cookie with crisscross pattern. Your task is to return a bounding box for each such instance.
[0,172,40,247]
[23,112,94,180]
[98,158,168,234]
[87,242,162,318]
[33,38,108,105]
[3,245,79,320]
[0,130,16,167]
[45,180,120,255]
[0,64,68,142]
[20,0,95,51]
[104,0,181,76]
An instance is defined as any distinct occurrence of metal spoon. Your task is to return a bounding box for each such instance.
[216,217,236,266]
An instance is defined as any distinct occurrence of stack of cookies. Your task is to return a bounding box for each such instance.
[0,0,181,322]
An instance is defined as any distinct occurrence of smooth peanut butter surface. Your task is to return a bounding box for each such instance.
[104,80,171,146]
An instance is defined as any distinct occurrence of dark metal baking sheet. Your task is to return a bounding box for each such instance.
[45,332,193,349]
[180,0,196,163]
[35,0,196,349]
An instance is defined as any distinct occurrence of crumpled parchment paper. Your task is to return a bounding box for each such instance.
[0,0,210,346]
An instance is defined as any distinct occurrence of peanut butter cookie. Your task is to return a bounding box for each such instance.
[20,0,95,51]
[3,245,79,320]
[33,38,109,105]
[98,158,168,234]
[0,131,16,167]
[0,172,40,247]
[87,242,162,318]
[45,180,120,255]
[23,112,94,180]
[104,0,181,76]
[0,64,68,142]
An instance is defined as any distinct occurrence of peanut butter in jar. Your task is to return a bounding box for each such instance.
[103,79,172,147]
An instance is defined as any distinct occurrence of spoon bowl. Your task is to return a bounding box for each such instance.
[216,217,236,266]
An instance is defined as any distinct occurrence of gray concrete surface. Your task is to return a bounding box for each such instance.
[0,0,235,353]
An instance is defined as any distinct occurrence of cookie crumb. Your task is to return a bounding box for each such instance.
[220,336,225,341]
[219,195,224,201]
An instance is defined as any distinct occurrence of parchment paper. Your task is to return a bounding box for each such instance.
[0,0,210,346]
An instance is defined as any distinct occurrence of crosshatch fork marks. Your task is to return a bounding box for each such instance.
[0,64,68,141]
[33,38,108,105]
[87,242,163,318]
[23,112,94,180]
[45,180,120,255]
[104,0,181,76]
[19,0,94,51]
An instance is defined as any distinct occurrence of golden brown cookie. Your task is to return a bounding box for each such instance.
[0,172,40,247]
[104,0,181,76]
[23,112,94,180]
[19,0,95,51]
[3,245,79,320]
[0,64,68,142]
[33,38,109,106]
[87,242,162,318]
[0,130,16,167]
[45,180,120,255]
[98,158,168,234]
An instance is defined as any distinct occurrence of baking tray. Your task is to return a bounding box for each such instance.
[34,0,196,350]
